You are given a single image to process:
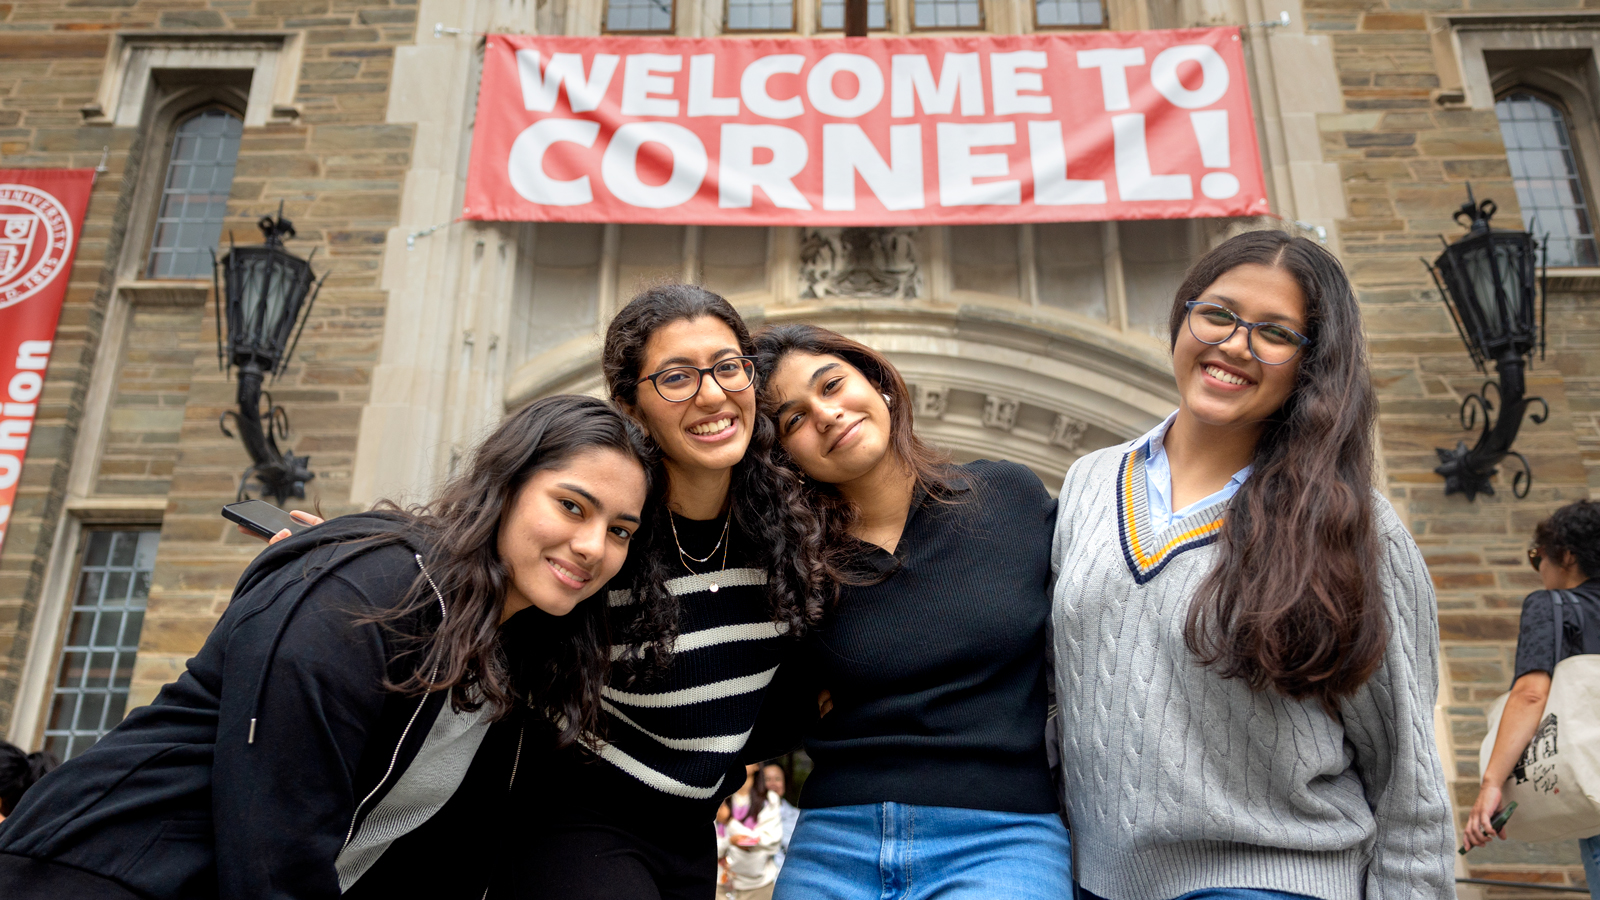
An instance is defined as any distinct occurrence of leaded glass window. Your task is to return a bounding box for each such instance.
[914,0,981,28]
[1496,92,1599,268]
[727,0,794,30]
[144,109,243,279]
[43,531,157,760]
[605,0,675,32]
[819,0,887,30]
[1036,0,1102,27]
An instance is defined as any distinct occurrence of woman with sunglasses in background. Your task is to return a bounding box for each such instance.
[1050,231,1454,900]
[1465,500,1600,896]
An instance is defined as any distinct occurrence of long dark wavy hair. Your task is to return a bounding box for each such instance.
[1171,230,1386,709]
[751,323,961,593]
[602,284,827,673]
[369,395,654,748]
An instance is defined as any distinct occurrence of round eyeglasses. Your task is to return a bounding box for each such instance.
[636,356,757,403]
[1185,301,1311,366]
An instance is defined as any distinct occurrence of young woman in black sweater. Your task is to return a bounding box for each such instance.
[0,395,651,900]
[751,324,1070,900]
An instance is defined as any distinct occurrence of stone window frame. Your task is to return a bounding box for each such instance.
[723,0,799,33]
[5,39,291,750]
[602,0,679,33]
[1430,11,1600,275]
[81,31,303,128]
[1032,0,1107,32]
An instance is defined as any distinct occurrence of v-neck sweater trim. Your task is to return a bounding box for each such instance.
[1116,444,1229,585]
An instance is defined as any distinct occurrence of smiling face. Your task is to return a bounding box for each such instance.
[628,317,757,483]
[1172,263,1308,438]
[496,448,648,619]
[769,351,895,487]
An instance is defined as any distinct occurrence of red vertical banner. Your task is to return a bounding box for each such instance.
[0,169,95,557]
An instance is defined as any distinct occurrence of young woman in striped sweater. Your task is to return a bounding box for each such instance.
[1049,231,1455,900]
[494,284,827,900]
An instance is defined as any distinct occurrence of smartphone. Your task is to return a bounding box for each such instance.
[1458,801,1517,854]
[222,500,311,539]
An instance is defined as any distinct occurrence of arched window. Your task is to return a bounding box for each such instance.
[144,108,243,279]
[1495,91,1599,268]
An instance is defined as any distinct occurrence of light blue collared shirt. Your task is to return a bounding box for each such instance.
[1135,411,1253,532]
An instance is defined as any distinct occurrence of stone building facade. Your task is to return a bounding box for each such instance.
[0,0,1596,891]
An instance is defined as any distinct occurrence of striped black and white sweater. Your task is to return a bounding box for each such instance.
[545,513,791,820]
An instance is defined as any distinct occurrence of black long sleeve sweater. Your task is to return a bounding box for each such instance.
[778,459,1059,814]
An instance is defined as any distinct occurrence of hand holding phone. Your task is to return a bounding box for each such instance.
[223,500,313,540]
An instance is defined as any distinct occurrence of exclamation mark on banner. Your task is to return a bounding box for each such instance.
[1190,111,1238,199]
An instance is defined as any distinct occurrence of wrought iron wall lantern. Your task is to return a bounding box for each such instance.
[211,203,326,505]
[1422,185,1548,501]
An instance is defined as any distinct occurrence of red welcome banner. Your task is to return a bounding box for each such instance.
[464,31,1268,226]
[0,169,94,557]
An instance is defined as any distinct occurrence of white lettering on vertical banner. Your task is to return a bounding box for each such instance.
[0,169,92,557]
[465,32,1269,225]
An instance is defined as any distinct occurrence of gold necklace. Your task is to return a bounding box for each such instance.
[670,507,732,592]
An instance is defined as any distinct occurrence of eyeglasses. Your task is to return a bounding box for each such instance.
[1185,301,1312,366]
[636,356,757,403]
[1528,547,1543,571]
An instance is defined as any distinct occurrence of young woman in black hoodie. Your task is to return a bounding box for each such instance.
[0,394,653,900]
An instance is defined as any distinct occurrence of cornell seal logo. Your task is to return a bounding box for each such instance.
[0,183,74,311]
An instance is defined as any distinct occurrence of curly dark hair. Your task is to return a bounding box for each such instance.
[602,284,828,676]
[1533,500,1600,579]
[365,394,656,749]
[1172,230,1387,710]
[751,323,962,597]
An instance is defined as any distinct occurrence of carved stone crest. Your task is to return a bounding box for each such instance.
[982,395,1019,431]
[799,227,920,300]
[1049,414,1090,451]
[909,383,948,420]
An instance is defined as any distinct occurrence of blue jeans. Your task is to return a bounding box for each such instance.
[1075,883,1312,890]
[772,802,1072,900]
[1580,833,1600,900]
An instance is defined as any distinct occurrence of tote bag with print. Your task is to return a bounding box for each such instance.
[1478,591,1600,843]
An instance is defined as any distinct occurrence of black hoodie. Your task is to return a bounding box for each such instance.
[0,512,521,900]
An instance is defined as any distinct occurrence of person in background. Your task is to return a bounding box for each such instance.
[717,763,781,900]
[1465,499,1600,896]
[761,763,799,870]
[0,743,58,822]
[1049,230,1454,899]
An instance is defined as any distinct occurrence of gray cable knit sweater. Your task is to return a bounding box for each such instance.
[1049,444,1456,900]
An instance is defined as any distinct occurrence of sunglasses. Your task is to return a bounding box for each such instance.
[1528,547,1543,572]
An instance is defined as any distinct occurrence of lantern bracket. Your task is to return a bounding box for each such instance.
[212,202,321,506]
[1423,184,1548,501]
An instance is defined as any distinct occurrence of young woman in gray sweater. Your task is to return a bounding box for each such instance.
[1050,231,1455,900]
